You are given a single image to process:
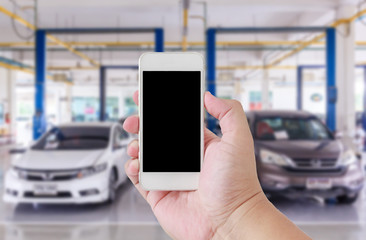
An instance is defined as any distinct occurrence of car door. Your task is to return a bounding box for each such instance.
[111,125,130,185]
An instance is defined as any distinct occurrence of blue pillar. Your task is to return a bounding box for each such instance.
[206,28,216,96]
[326,28,337,132]
[155,28,164,52]
[33,30,47,140]
[206,28,216,132]
[362,66,366,132]
[297,66,303,110]
[99,66,106,121]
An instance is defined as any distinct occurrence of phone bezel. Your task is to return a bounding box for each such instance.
[138,52,205,191]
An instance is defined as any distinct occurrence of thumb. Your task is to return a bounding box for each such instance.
[204,91,251,140]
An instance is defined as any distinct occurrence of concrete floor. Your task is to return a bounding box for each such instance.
[1,145,366,239]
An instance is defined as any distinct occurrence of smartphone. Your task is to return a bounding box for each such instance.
[139,52,204,191]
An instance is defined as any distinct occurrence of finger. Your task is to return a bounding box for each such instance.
[133,90,139,106]
[204,127,219,153]
[124,158,171,210]
[125,158,148,200]
[204,91,248,135]
[123,115,139,134]
[127,139,139,158]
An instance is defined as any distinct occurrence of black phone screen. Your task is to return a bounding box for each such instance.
[142,71,201,172]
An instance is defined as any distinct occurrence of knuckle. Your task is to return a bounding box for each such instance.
[231,99,243,109]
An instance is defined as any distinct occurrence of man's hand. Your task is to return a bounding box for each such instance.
[123,91,310,240]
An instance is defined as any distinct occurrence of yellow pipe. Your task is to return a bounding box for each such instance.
[0,6,99,66]
[0,6,36,30]
[45,65,297,71]
[268,33,326,67]
[25,64,366,72]
[0,61,56,80]
[217,65,296,70]
[0,61,34,74]
[182,8,189,51]
[46,36,99,66]
[267,8,366,68]
[217,41,325,46]
[0,41,328,47]
[3,40,366,48]
[47,66,98,71]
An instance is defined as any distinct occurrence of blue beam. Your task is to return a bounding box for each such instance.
[297,64,365,114]
[297,66,303,110]
[206,28,216,132]
[363,67,366,132]
[326,28,337,132]
[214,26,329,34]
[33,30,47,140]
[98,65,139,121]
[93,28,162,121]
[100,65,138,70]
[40,28,157,34]
[154,28,164,52]
[206,28,216,96]
[99,66,106,121]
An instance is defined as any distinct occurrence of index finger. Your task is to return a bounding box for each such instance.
[133,90,139,106]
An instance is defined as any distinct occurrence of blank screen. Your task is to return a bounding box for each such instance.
[142,71,201,172]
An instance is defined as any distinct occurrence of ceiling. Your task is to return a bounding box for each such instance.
[0,0,366,82]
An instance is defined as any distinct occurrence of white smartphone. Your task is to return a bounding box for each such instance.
[138,52,204,191]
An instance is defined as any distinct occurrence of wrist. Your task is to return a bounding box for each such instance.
[212,190,270,240]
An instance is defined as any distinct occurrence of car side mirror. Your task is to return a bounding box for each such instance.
[334,131,343,139]
[9,148,27,154]
[113,141,128,151]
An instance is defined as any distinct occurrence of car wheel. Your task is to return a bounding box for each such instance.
[107,169,117,204]
[337,193,359,204]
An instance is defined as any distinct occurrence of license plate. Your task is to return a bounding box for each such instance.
[306,178,332,190]
[33,184,57,195]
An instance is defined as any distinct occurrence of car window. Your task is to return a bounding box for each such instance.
[32,126,110,150]
[113,126,128,148]
[255,117,333,141]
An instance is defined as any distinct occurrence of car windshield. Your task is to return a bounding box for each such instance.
[255,117,333,141]
[32,126,110,150]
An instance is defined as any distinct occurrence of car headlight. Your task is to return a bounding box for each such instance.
[77,163,108,179]
[260,149,292,166]
[339,150,357,166]
[10,167,27,179]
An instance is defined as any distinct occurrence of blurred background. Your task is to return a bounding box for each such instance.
[1,0,366,239]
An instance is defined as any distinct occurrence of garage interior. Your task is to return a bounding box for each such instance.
[1,0,366,239]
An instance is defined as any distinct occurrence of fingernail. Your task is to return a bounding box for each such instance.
[129,159,139,171]
[129,140,138,149]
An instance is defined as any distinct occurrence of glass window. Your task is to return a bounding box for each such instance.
[255,117,332,141]
[72,97,119,122]
[113,126,128,148]
[32,126,111,150]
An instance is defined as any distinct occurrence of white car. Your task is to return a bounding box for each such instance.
[3,122,133,204]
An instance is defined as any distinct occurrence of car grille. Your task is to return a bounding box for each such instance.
[292,158,338,168]
[21,170,79,181]
[283,166,345,173]
[24,191,72,198]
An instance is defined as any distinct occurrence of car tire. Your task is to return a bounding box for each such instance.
[337,193,359,204]
[106,168,117,204]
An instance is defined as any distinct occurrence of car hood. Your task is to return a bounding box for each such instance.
[255,139,342,159]
[13,149,105,170]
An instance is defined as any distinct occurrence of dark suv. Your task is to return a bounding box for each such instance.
[246,110,364,204]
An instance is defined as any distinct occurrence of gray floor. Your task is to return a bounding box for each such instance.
[1,145,366,239]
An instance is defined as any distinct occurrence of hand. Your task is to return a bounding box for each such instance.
[123,90,263,239]
[123,91,310,240]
